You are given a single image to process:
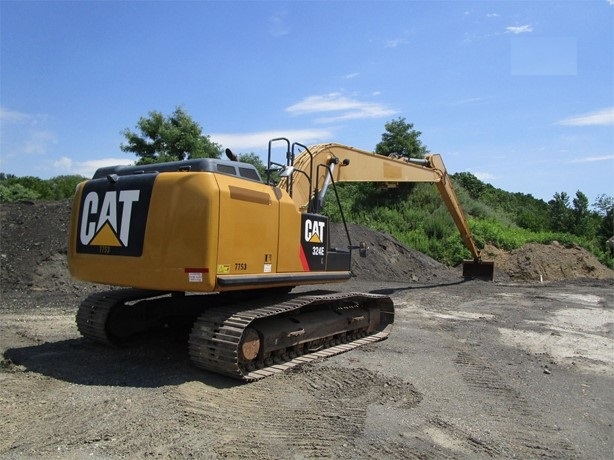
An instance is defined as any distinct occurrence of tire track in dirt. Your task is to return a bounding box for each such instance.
[171,365,422,459]
[0,370,179,458]
[418,417,504,458]
[453,349,578,458]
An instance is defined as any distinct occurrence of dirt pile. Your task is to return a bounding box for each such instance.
[1,201,78,293]
[1,200,612,293]
[329,222,461,283]
[482,242,614,282]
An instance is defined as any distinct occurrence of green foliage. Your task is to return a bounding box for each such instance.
[0,174,87,202]
[237,152,267,179]
[375,117,428,159]
[0,183,40,202]
[324,153,613,268]
[593,194,614,217]
[469,219,530,251]
[452,172,550,230]
[453,172,486,199]
[8,176,53,199]
[121,106,222,164]
[549,191,572,232]
[49,175,88,199]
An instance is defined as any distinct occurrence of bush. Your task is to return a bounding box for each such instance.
[0,183,40,203]
[0,174,87,202]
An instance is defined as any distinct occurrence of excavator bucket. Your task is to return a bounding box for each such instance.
[462,260,495,281]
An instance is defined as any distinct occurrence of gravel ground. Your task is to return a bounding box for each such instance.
[1,200,613,459]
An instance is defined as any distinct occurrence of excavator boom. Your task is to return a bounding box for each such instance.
[277,143,494,280]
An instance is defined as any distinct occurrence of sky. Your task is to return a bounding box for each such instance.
[1,0,613,204]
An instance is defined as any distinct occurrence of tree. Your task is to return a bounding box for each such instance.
[375,117,428,159]
[453,172,486,199]
[593,194,614,217]
[593,194,614,243]
[570,191,592,237]
[600,208,614,243]
[49,175,88,199]
[548,192,572,232]
[121,106,222,164]
[349,117,431,203]
[237,152,267,178]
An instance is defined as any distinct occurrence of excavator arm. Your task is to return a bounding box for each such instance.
[276,142,494,280]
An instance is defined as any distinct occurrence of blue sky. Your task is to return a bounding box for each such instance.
[1,0,612,204]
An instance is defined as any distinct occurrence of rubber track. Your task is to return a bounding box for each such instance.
[75,288,165,345]
[188,292,394,382]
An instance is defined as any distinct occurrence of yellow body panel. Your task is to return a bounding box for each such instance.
[276,191,306,273]
[69,172,220,292]
[214,175,307,279]
[214,175,280,278]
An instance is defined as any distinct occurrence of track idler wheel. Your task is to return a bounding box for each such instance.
[239,327,261,362]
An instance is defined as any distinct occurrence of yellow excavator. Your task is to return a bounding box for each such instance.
[68,138,493,381]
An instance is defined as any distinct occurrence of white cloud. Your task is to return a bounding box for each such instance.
[473,171,496,182]
[53,156,73,170]
[0,107,57,156]
[385,37,408,48]
[506,25,533,34]
[317,106,397,124]
[286,93,397,123]
[268,11,290,37]
[566,155,614,164]
[486,13,499,18]
[557,107,614,126]
[448,97,489,107]
[343,73,359,80]
[286,93,355,114]
[23,130,57,154]
[210,129,334,151]
[0,107,30,123]
[54,156,134,178]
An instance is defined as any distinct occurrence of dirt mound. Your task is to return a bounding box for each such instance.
[1,201,612,293]
[0,200,94,294]
[482,242,614,282]
[330,223,461,283]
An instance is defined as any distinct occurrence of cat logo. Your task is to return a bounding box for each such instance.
[79,190,140,247]
[304,218,325,243]
[300,215,327,271]
[76,175,154,257]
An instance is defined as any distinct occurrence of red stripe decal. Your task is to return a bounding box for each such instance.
[184,268,209,273]
[299,247,310,271]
